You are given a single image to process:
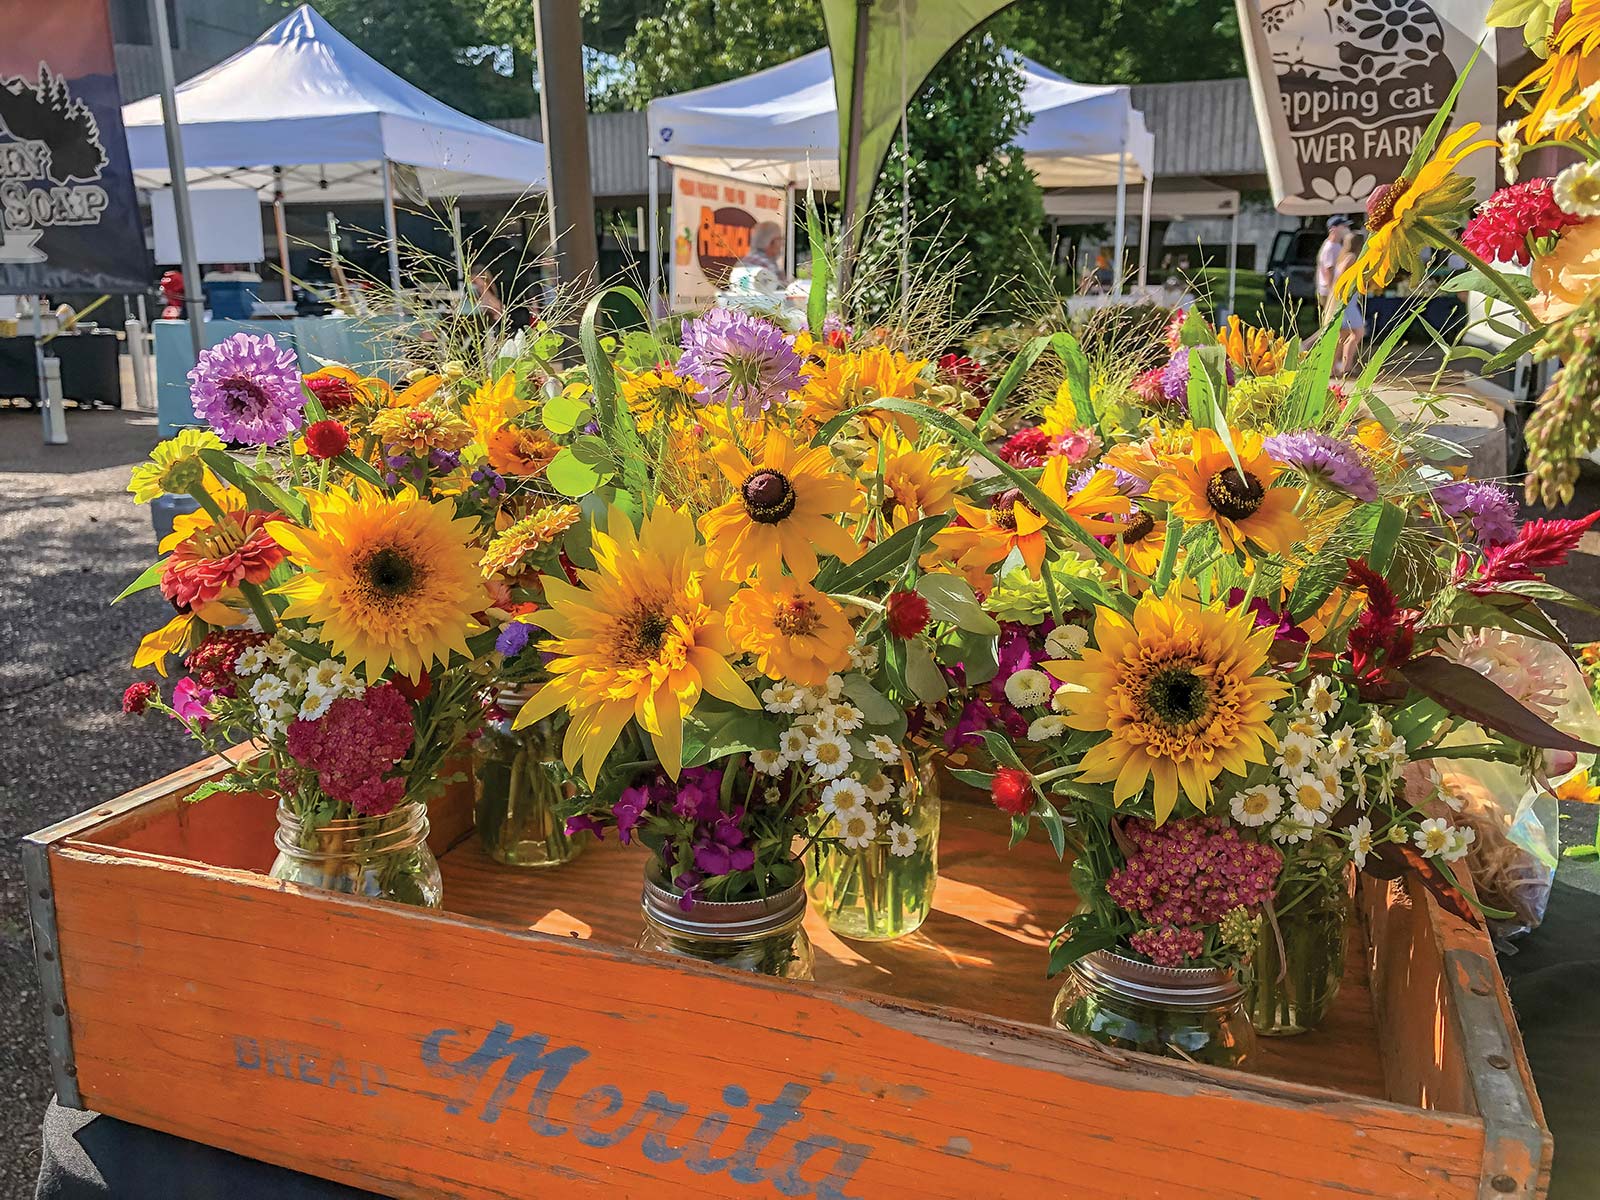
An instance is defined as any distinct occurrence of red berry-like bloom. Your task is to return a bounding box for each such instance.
[285,683,415,816]
[885,590,931,639]
[303,418,350,460]
[1461,178,1582,267]
[160,510,288,609]
[122,681,157,715]
[392,670,432,701]
[997,427,1055,468]
[990,766,1034,815]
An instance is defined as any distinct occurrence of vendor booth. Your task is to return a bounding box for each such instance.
[645,49,1156,304]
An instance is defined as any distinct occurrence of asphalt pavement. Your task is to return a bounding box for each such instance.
[0,404,1596,1197]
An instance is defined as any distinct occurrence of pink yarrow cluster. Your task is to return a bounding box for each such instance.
[285,683,415,816]
[1106,816,1282,966]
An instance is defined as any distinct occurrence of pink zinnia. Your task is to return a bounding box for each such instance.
[1461,178,1582,267]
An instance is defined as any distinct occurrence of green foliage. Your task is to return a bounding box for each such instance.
[858,32,1045,321]
[1004,0,1244,84]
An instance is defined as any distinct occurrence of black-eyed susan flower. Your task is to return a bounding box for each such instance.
[1149,427,1306,555]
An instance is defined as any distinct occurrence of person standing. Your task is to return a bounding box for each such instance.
[1315,215,1351,317]
[1333,231,1366,376]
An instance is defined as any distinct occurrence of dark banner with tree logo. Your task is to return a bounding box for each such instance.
[1236,0,1497,214]
[0,0,150,294]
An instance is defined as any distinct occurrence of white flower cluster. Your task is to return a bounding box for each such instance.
[756,673,919,857]
[236,639,364,740]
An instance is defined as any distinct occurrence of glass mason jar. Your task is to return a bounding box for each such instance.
[807,757,940,941]
[1052,949,1256,1070]
[473,691,586,868]
[1246,871,1352,1036]
[637,864,814,979]
[269,800,443,908]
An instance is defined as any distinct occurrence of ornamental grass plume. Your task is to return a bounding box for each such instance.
[1524,296,1600,506]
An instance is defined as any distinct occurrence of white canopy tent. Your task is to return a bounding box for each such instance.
[122,4,548,290]
[644,48,1156,301]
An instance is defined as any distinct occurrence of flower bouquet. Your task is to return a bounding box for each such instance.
[948,307,1599,1052]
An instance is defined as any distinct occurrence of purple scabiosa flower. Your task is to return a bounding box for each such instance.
[1433,481,1519,546]
[676,308,804,416]
[1263,430,1379,503]
[1112,468,1150,497]
[495,621,533,658]
[1159,347,1234,409]
[187,333,304,444]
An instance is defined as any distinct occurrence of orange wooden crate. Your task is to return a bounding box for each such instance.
[25,757,1549,1199]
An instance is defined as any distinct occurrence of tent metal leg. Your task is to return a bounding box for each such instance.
[1226,210,1239,319]
[785,182,797,280]
[273,169,293,303]
[1137,173,1152,290]
[648,156,660,313]
[150,0,204,360]
[381,160,403,297]
[1111,151,1127,298]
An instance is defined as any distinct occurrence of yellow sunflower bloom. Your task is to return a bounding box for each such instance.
[1218,315,1289,377]
[797,346,928,433]
[1053,592,1290,822]
[1103,421,1193,484]
[1336,123,1495,301]
[128,428,225,504]
[726,576,854,686]
[388,373,444,409]
[937,490,1052,582]
[514,501,756,782]
[270,483,484,682]
[1102,507,1168,580]
[619,366,703,432]
[304,364,391,410]
[698,427,863,581]
[1149,427,1306,555]
[865,431,968,534]
[132,602,247,675]
[1556,769,1600,804]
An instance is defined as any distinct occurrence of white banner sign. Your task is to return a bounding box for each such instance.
[1237,0,1497,214]
[668,166,787,311]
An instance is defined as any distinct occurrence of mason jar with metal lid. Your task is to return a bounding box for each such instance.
[472,686,587,868]
[1051,949,1255,1069]
[637,863,814,979]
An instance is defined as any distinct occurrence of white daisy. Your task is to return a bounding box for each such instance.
[1413,817,1453,858]
[1044,624,1089,659]
[1027,715,1067,742]
[249,673,288,705]
[1321,724,1358,770]
[804,732,853,779]
[751,748,785,776]
[1364,716,1406,766]
[1271,818,1315,844]
[818,701,864,733]
[1287,712,1322,739]
[1554,161,1600,218]
[820,777,868,816]
[298,689,336,722]
[778,726,809,762]
[1304,675,1338,721]
[1348,817,1374,869]
[837,808,878,850]
[1230,784,1283,828]
[280,662,308,693]
[1275,731,1318,777]
[887,822,918,857]
[235,646,269,677]
[762,682,805,714]
[847,640,879,672]
[263,638,294,666]
[1499,121,1523,184]
[1286,774,1333,826]
[1442,825,1477,864]
[866,734,900,764]
[821,674,845,700]
[863,773,895,807]
[1003,668,1052,708]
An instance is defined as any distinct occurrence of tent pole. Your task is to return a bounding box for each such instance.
[273,168,293,303]
[381,159,403,298]
[648,155,660,313]
[1226,209,1239,319]
[1137,172,1153,290]
[785,182,797,279]
[838,0,873,291]
[1111,150,1127,298]
[150,0,204,360]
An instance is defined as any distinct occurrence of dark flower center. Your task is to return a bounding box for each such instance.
[1143,667,1212,726]
[1365,178,1410,231]
[742,469,797,524]
[1122,510,1156,545]
[635,612,671,654]
[990,486,1035,532]
[773,598,821,637]
[363,547,420,598]
[1205,468,1265,522]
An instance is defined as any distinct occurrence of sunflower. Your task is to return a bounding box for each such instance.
[513,501,756,782]
[1039,461,1134,539]
[1053,592,1289,822]
[133,604,248,675]
[270,483,484,681]
[698,427,863,581]
[1218,315,1289,377]
[726,576,853,686]
[1102,506,1168,578]
[797,346,928,434]
[619,366,703,432]
[480,504,583,580]
[129,428,225,503]
[388,373,444,409]
[1509,0,1600,142]
[1102,421,1193,484]
[866,431,967,534]
[1149,428,1306,555]
[1336,123,1496,300]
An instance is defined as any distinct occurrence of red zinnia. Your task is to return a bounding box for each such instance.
[885,590,931,639]
[122,681,157,715]
[160,509,287,609]
[1461,178,1582,267]
[305,371,360,411]
[990,766,1034,815]
[303,419,349,460]
[997,427,1054,468]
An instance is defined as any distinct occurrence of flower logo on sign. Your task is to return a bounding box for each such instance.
[1310,165,1377,205]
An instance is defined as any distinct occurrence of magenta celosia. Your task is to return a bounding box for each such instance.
[285,682,415,815]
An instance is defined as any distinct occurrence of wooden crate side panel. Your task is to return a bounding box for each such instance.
[50,847,1486,1200]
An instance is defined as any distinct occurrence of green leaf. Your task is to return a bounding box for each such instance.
[1444,269,1534,298]
[335,450,385,489]
[1368,502,1407,575]
[977,728,1023,770]
[1049,331,1098,432]
[805,194,830,334]
[1047,915,1119,977]
[815,513,949,594]
[1401,43,1481,180]
[542,389,591,434]
[1009,814,1030,849]
[1186,344,1241,474]
[916,573,1000,635]
[1034,799,1067,860]
[183,779,242,806]
[114,558,168,603]
[975,335,1049,433]
[948,767,996,790]
[1484,326,1550,372]
[579,287,651,499]
[1177,308,1213,348]
[943,628,999,686]
[198,448,308,522]
[681,701,779,768]
[1399,656,1600,752]
[841,673,901,726]
[903,640,948,703]
[1152,515,1183,597]
[1564,846,1599,860]
[546,447,607,498]
[1491,579,1600,616]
